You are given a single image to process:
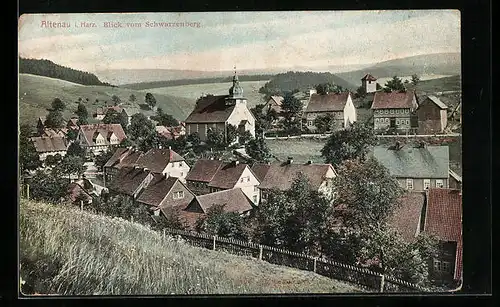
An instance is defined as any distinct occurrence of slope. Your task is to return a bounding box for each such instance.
[19,74,193,126]
[20,199,364,295]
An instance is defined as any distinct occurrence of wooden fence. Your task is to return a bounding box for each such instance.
[163,227,430,293]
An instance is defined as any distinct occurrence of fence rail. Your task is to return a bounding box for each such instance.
[163,227,430,293]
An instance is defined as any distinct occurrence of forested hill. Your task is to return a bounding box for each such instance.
[19,58,112,86]
[259,71,357,96]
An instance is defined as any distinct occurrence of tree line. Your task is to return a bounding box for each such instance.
[19,57,112,86]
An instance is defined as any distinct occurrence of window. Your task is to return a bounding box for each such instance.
[374,118,378,123]
[390,109,394,114]
[253,195,258,203]
[395,109,399,114]
[386,118,389,123]
[405,109,409,114]
[180,172,184,177]
[395,119,399,125]
[308,120,313,126]
[385,110,389,114]
[424,179,431,190]
[369,80,372,84]
[254,186,259,192]
[406,178,414,190]
[406,120,410,125]
[434,259,452,273]
[436,179,444,188]
[173,191,184,199]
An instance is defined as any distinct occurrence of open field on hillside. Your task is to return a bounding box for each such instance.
[20,199,363,295]
[18,74,192,126]
[139,80,269,111]
[266,138,325,164]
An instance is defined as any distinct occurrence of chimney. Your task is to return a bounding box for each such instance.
[168,146,172,150]
[287,157,293,164]
[234,160,239,166]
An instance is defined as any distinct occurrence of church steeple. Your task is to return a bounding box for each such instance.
[229,65,243,98]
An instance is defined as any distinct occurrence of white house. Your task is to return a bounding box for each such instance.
[30,136,68,161]
[77,124,127,155]
[303,92,357,131]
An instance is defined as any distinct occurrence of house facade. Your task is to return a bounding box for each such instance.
[30,136,68,161]
[361,73,378,93]
[303,92,357,132]
[417,96,448,134]
[251,159,337,202]
[77,124,127,155]
[372,144,450,191]
[263,95,284,114]
[185,159,261,205]
[185,188,255,218]
[184,73,255,142]
[371,90,418,131]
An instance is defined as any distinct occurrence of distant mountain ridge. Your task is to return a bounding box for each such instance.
[336,53,461,85]
[19,58,111,86]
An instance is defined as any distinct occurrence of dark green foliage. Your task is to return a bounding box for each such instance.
[44,110,65,128]
[66,129,78,141]
[145,93,157,109]
[103,109,128,129]
[19,57,110,86]
[321,122,377,166]
[259,71,355,97]
[111,95,121,106]
[128,113,155,141]
[356,86,367,98]
[44,154,63,167]
[238,130,253,145]
[195,204,248,241]
[66,141,86,158]
[95,149,114,171]
[376,83,382,90]
[19,124,42,172]
[226,124,238,145]
[245,137,272,163]
[315,83,345,95]
[29,170,69,202]
[384,76,406,92]
[206,129,225,150]
[411,74,420,85]
[129,94,136,103]
[281,92,303,116]
[51,98,65,112]
[77,116,88,126]
[250,104,271,135]
[154,107,179,127]
[314,113,334,134]
[57,155,86,180]
[152,208,187,231]
[138,130,161,152]
[118,138,134,148]
[75,103,88,119]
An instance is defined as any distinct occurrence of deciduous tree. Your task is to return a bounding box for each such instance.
[51,98,65,111]
[314,113,334,134]
[44,110,65,128]
[411,74,420,85]
[66,141,86,159]
[128,113,155,142]
[145,93,157,110]
[245,136,272,163]
[75,103,88,119]
[384,76,406,92]
[19,124,41,172]
[195,204,247,240]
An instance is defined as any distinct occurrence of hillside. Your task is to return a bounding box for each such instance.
[337,53,461,85]
[19,199,363,295]
[18,74,193,126]
[19,58,110,86]
[259,71,357,95]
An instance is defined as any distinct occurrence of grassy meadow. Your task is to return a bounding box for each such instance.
[19,74,193,126]
[139,80,270,110]
[19,199,363,295]
[266,138,326,164]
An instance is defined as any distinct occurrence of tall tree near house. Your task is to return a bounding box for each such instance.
[195,204,248,240]
[411,74,420,86]
[251,189,290,247]
[245,136,272,163]
[238,130,253,145]
[314,113,334,134]
[19,124,42,173]
[145,93,157,110]
[77,115,88,126]
[250,104,271,135]
[51,98,65,111]
[206,129,225,151]
[103,109,128,130]
[44,154,62,168]
[44,110,65,128]
[75,103,89,119]
[66,129,78,142]
[58,155,86,181]
[321,122,377,166]
[29,169,69,202]
[66,141,86,159]
[111,95,121,106]
[117,138,134,148]
[384,76,406,92]
[155,107,179,127]
[138,130,161,152]
[95,149,114,171]
[129,94,137,104]
[153,207,187,231]
[225,124,238,145]
[355,86,367,99]
[281,92,303,135]
[315,83,345,95]
[128,113,155,142]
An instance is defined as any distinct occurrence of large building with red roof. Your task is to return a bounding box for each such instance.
[371,90,418,131]
[76,123,127,154]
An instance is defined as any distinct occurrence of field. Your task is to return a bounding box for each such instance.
[266,138,325,164]
[139,80,270,110]
[19,74,193,127]
[20,199,363,295]
[376,74,455,89]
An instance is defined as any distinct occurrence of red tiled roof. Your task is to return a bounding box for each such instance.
[207,162,250,189]
[185,159,224,183]
[107,166,151,196]
[184,95,235,123]
[189,188,254,214]
[361,74,377,81]
[305,92,350,113]
[66,182,93,204]
[424,188,462,242]
[103,148,130,168]
[31,136,68,153]
[252,162,335,191]
[371,90,416,109]
[135,148,185,173]
[79,124,127,146]
[388,191,426,243]
[160,205,204,230]
[41,128,68,138]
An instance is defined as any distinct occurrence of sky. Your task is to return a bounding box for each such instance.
[18,10,461,73]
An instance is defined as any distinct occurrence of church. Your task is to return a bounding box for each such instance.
[184,71,256,142]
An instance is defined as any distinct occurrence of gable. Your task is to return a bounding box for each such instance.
[234,166,260,187]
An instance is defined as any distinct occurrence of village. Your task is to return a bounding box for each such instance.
[19,69,463,292]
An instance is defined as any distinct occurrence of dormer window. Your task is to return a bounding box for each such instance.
[173,191,184,199]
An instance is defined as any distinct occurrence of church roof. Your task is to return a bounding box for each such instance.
[184,95,236,123]
[361,74,377,81]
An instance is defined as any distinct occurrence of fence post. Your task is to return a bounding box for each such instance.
[26,184,30,201]
[379,274,385,293]
[80,200,84,211]
[259,245,263,260]
[213,236,216,250]
[163,229,166,240]
[313,258,317,273]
